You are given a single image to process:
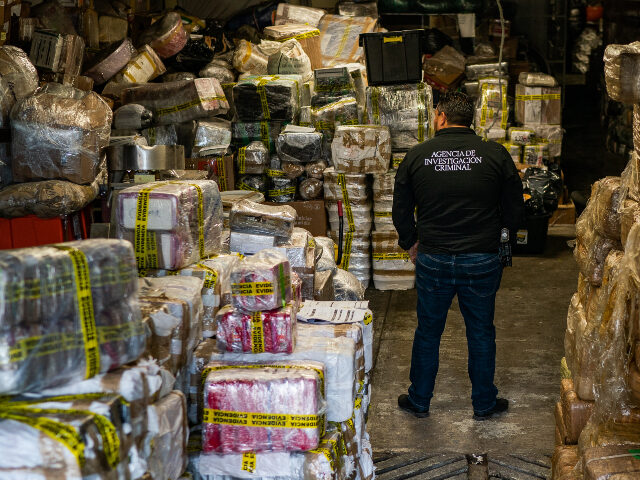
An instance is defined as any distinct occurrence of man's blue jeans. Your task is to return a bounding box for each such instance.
[408,252,503,414]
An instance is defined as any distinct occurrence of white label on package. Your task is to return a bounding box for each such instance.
[297,301,370,324]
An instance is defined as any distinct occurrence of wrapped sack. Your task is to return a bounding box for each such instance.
[137,12,188,59]
[121,78,229,125]
[216,304,296,353]
[323,167,370,205]
[0,177,101,218]
[366,83,434,151]
[332,125,391,174]
[300,178,323,200]
[318,15,376,66]
[267,39,312,82]
[233,75,302,123]
[114,104,154,130]
[199,62,235,83]
[115,180,223,270]
[333,269,365,301]
[0,239,145,395]
[83,38,138,85]
[275,4,326,27]
[232,121,285,153]
[518,72,558,87]
[232,40,282,75]
[11,84,111,185]
[193,118,232,151]
[237,140,268,175]
[276,125,323,163]
[264,24,323,70]
[268,176,297,202]
[101,45,167,97]
[229,199,297,239]
[475,78,508,130]
[236,174,267,193]
[142,125,178,146]
[202,364,326,453]
[306,160,327,179]
[603,42,640,104]
[515,83,562,125]
[230,248,293,312]
[0,46,39,128]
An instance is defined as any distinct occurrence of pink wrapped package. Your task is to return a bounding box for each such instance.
[216,304,296,353]
[230,249,292,312]
[202,364,326,453]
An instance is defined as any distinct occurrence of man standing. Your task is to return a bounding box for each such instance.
[392,91,525,420]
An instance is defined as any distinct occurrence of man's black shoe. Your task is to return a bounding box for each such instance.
[473,398,509,421]
[397,394,430,418]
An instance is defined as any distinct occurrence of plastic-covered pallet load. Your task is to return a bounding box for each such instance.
[366,83,434,151]
[318,15,377,66]
[146,390,189,480]
[515,83,562,125]
[115,180,223,271]
[102,45,167,97]
[216,304,296,353]
[264,24,323,71]
[232,121,285,153]
[11,84,111,185]
[583,444,640,479]
[114,104,154,130]
[121,78,228,125]
[137,12,188,59]
[603,41,640,104]
[276,125,324,163]
[0,46,39,128]
[0,239,145,395]
[236,141,268,175]
[202,365,326,453]
[475,78,509,131]
[229,199,297,239]
[233,75,302,122]
[329,232,372,288]
[333,269,366,301]
[266,39,313,82]
[230,249,293,312]
[372,231,415,290]
[275,4,326,27]
[332,125,391,174]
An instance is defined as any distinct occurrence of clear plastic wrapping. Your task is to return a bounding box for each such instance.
[515,83,562,125]
[603,42,640,104]
[560,378,594,444]
[232,40,282,75]
[318,15,377,66]
[326,202,373,234]
[315,236,338,274]
[518,72,558,87]
[229,199,297,239]
[232,121,285,153]
[475,79,509,130]
[524,124,564,157]
[464,61,508,81]
[199,63,235,83]
[114,104,154,130]
[237,141,269,175]
[300,178,324,200]
[313,67,356,107]
[366,83,434,151]
[332,125,391,174]
[230,248,293,312]
[583,444,640,479]
[276,125,324,163]
[115,180,223,270]
[589,177,622,240]
[323,168,370,204]
[333,269,365,301]
[137,12,188,59]
[102,45,167,97]
[620,199,640,247]
[311,96,359,148]
[314,269,336,301]
[372,170,395,230]
[268,176,297,202]
[274,227,317,300]
[196,450,304,478]
[142,124,179,146]
[574,218,621,287]
[522,143,549,166]
[551,445,579,480]
[306,160,327,179]
[11,85,112,185]
[267,39,313,82]
[372,231,415,291]
[216,304,296,353]
[0,239,144,395]
[0,46,39,128]
[233,75,302,123]
[236,174,267,193]
[202,365,326,453]
[275,4,326,28]
[194,119,232,151]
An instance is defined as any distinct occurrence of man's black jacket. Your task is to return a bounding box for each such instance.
[392,127,525,254]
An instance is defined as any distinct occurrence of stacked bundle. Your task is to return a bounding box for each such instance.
[372,231,415,290]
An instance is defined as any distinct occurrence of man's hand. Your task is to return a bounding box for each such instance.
[408,242,418,264]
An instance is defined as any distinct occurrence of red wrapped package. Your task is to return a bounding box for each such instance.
[215,304,296,353]
[230,249,292,312]
[202,364,325,453]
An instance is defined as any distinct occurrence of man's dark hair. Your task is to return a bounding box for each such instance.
[436,91,474,127]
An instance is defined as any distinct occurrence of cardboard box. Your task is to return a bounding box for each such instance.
[264,200,327,237]
[550,201,576,226]
[186,155,235,192]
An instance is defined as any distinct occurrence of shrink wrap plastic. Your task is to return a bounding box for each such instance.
[139,276,205,375]
[620,199,640,247]
[323,168,369,204]
[0,177,101,218]
[233,75,302,123]
[603,42,640,104]
[522,144,548,166]
[274,227,317,300]
[11,85,112,185]
[315,236,338,274]
[122,78,229,125]
[311,96,359,149]
[518,72,558,87]
[83,38,138,85]
[326,202,373,233]
[142,125,178,146]
[275,4,326,28]
[0,46,39,128]
[366,83,434,151]
[329,232,371,288]
[589,177,622,240]
[237,174,268,194]
[574,215,621,287]
[216,304,296,354]
[276,125,324,163]
[230,249,293,312]
[269,176,298,203]
[193,335,355,423]
[313,67,356,107]
[229,199,297,239]
[0,239,144,395]
[583,444,640,479]
[561,378,594,444]
[267,39,313,82]
[233,40,282,75]
[552,446,579,480]
[620,153,640,205]
[102,45,167,97]
[524,124,564,157]
[166,72,197,82]
[306,161,327,179]
[199,63,235,83]
[515,84,562,125]
[300,178,324,200]
[146,390,189,480]
[137,12,188,59]
[264,25,323,71]
[333,269,365,301]
[114,104,154,130]
[232,121,286,153]
[194,119,232,151]
[115,180,223,271]
[372,231,415,291]
[202,365,326,453]
[237,141,269,175]
[475,79,509,130]
[635,105,640,151]
[372,170,395,231]
[318,15,376,66]
[331,125,391,174]
[282,161,305,179]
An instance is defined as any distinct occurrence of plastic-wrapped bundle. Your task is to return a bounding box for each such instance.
[199,62,235,83]
[318,15,377,66]
[303,160,326,180]
[237,141,268,175]
[323,168,370,205]
[522,144,549,166]
[603,42,640,104]
[300,178,323,200]
[269,176,297,202]
[475,126,506,141]
[326,202,373,233]
[475,78,509,130]
[236,174,267,193]
[232,40,281,75]
[0,46,39,128]
[216,304,296,353]
[372,231,415,290]
[232,121,285,153]
[508,127,535,145]
[230,249,293,312]
[574,220,621,287]
[115,180,223,270]
[551,446,579,480]
[313,67,356,107]
[372,170,395,231]
[329,231,372,287]
[137,12,188,59]
[315,236,338,274]
[366,83,434,151]
[280,161,304,179]
[11,85,111,185]
[202,365,326,453]
[276,125,324,163]
[525,124,564,157]
[518,72,558,87]
[560,378,594,444]
[314,270,335,301]
[102,45,167,97]
[83,38,138,85]
[583,444,640,479]
[194,119,232,151]
[275,4,326,27]
[114,104,154,130]
[164,72,197,82]
[333,269,365,301]
[0,177,101,218]
[515,83,562,125]
[464,61,508,82]
[0,239,144,395]
[196,450,305,478]
[620,199,640,247]
[267,39,313,82]
[264,25,323,72]
[274,227,316,300]
[332,125,391,174]
[229,199,297,239]
[589,177,622,241]
[311,96,359,147]
[233,75,302,122]
[142,124,179,146]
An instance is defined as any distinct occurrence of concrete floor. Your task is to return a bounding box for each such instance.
[366,233,579,456]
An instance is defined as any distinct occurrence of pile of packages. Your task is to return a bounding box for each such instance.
[551,42,640,480]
